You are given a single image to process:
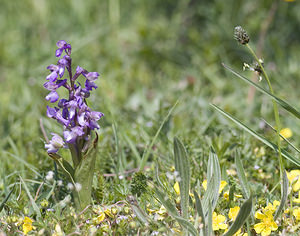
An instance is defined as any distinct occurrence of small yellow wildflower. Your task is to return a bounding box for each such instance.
[254,210,278,236]
[286,170,300,192]
[22,217,33,235]
[264,200,280,214]
[280,128,293,139]
[174,182,180,195]
[212,212,228,231]
[293,191,300,204]
[293,207,300,221]
[229,206,240,220]
[203,180,227,193]
[96,212,105,224]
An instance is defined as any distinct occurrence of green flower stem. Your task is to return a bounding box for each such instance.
[246,44,284,177]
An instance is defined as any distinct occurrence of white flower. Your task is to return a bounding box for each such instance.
[46,171,54,181]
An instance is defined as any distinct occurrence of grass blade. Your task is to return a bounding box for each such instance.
[274,170,289,220]
[174,137,190,219]
[19,176,41,218]
[262,119,300,154]
[234,150,250,199]
[155,188,179,217]
[139,100,178,171]
[0,185,15,213]
[222,63,300,120]
[223,196,253,236]
[211,104,300,166]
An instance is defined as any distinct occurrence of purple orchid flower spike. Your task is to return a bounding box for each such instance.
[44,40,104,211]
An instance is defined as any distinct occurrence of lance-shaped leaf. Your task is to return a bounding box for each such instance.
[211,104,300,166]
[274,170,289,220]
[223,196,253,236]
[194,190,206,235]
[222,63,300,120]
[202,148,221,216]
[73,134,98,211]
[174,137,190,219]
[234,151,250,199]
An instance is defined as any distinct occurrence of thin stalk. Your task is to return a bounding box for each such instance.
[246,44,284,177]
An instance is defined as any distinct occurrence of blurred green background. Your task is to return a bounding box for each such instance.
[0,0,299,177]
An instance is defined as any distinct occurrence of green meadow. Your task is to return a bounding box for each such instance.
[0,0,300,235]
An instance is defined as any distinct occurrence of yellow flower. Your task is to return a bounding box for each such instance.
[224,191,229,201]
[293,191,300,204]
[22,217,33,235]
[254,210,278,236]
[264,200,280,214]
[293,207,300,221]
[287,170,300,192]
[229,206,240,220]
[96,212,105,224]
[174,182,180,195]
[212,212,228,231]
[203,180,227,193]
[280,128,293,139]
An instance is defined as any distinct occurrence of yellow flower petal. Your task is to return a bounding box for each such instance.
[293,178,300,192]
[202,180,207,190]
[280,128,293,139]
[219,181,228,193]
[254,222,265,233]
[96,212,105,223]
[229,206,240,220]
[261,227,271,236]
[174,182,180,195]
[255,211,265,220]
[293,208,300,221]
[22,217,33,235]
[203,179,227,193]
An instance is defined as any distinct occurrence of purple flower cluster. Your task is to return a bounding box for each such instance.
[44,40,103,153]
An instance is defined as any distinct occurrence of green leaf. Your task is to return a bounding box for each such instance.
[194,191,206,236]
[19,176,41,218]
[155,188,179,217]
[202,148,221,216]
[0,185,15,213]
[174,137,190,219]
[173,215,198,236]
[155,188,198,236]
[262,119,300,154]
[139,100,178,171]
[274,170,289,220]
[127,196,149,225]
[73,135,98,211]
[222,63,300,120]
[234,150,250,199]
[211,104,300,166]
[223,196,253,236]
[207,201,213,236]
